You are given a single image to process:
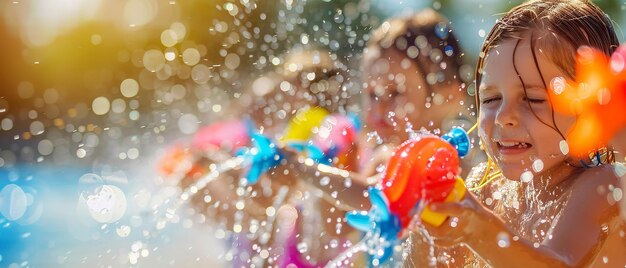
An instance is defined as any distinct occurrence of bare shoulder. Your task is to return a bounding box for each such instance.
[571,164,621,194]
[567,164,622,218]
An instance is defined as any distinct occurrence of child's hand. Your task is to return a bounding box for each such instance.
[421,192,502,248]
[361,144,396,177]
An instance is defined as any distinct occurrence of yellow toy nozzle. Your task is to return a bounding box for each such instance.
[420,177,466,227]
[281,107,329,142]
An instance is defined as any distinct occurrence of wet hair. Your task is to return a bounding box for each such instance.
[244,48,349,129]
[365,8,467,94]
[280,47,349,112]
[475,0,618,164]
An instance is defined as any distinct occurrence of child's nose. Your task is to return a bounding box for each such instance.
[372,99,393,114]
[495,102,519,127]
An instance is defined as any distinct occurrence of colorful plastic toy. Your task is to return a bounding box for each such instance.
[281,107,330,142]
[290,113,360,164]
[548,45,626,158]
[192,119,254,153]
[237,133,283,184]
[345,127,469,265]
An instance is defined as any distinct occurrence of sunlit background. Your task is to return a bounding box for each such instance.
[0,0,624,267]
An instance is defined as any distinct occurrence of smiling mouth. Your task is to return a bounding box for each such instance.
[497,141,533,154]
[368,118,393,129]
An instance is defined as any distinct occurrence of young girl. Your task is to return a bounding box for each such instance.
[359,8,478,177]
[413,1,626,266]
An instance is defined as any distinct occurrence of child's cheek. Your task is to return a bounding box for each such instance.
[478,110,496,155]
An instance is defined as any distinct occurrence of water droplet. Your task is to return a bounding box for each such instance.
[143,49,165,72]
[329,239,339,248]
[164,47,177,61]
[478,29,486,38]
[366,131,383,145]
[559,140,569,155]
[170,22,186,41]
[497,232,510,248]
[127,148,139,160]
[92,97,110,115]
[29,121,44,135]
[297,242,308,253]
[116,225,131,237]
[611,53,624,73]
[612,188,623,203]
[1,118,13,131]
[0,184,28,221]
[320,176,330,186]
[215,229,226,239]
[532,159,544,173]
[182,48,200,66]
[37,139,54,156]
[111,99,126,114]
[224,53,240,70]
[343,178,352,188]
[260,249,269,259]
[120,78,139,98]
[265,206,275,217]
[597,88,611,105]
[235,201,245,210]
[191,64,212,84]
[83,185,127,223]
[178,113,198,134]
[160,29,178,47]
[614,163,626,177]
[520,170,533,183]
[449,217,459,228]
[233,224,242,233]
[550,77,566,95]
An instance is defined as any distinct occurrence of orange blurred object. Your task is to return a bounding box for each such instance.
[548,45,626,157]
[158,144,207,180]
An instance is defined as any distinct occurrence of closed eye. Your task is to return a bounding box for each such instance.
[524,97,546,104]
[369,92,378,100]
[481,96,500,104]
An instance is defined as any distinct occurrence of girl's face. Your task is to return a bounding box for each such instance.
[362,48,456,144]
[478,38,576,181]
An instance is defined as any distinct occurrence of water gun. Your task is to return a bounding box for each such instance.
[158,143,207,180]
[159,118,254,180]
[289,113,360,165]
[192,118,255,153]
[345,127,470,265]
[160,109,358,186]
[235,133,283,184]
[240,111,362,183]
[281,106,330,142]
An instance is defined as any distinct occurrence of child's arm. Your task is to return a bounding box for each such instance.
[270,149,376,210]
[180,149,297,230]
[424,166,620,268]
